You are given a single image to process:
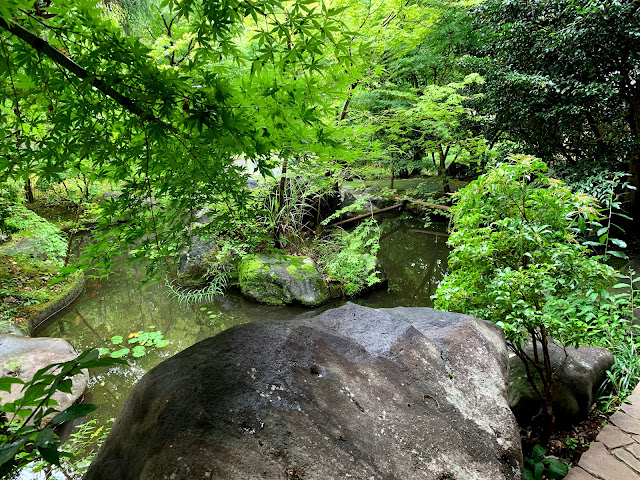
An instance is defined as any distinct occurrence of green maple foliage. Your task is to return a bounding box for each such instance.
[0,0,362,273]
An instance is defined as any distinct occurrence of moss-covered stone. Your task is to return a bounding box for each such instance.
[0,253,84,335]
[238,253,329,307]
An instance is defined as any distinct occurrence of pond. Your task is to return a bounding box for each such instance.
[39,215,450,426]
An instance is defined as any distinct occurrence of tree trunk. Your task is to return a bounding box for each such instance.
[438,145,450,193]
[277,156,289,215]
[628,146,640,232]
[24,177,34,203]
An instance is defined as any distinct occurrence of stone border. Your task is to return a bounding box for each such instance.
[565,384,640,479]
[27,272,85,335]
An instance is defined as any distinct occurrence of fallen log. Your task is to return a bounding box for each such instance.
[395,197,450,211]
[330,202,406,227]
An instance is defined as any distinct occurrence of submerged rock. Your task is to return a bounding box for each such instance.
[85,303,522,480]
[509,341,613,425]
[238,254,329,307]
[0,335,88,420]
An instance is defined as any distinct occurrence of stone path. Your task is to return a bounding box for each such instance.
[565,384,640,479]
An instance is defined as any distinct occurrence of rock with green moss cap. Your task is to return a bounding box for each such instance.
[238,254,329,307]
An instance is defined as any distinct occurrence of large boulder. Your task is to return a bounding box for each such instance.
[509,341,614,426]
[0,335,88,420]
[238,254,330,307]
[85,303,523,480]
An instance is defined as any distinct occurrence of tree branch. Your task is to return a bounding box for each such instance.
[0,18,154,122]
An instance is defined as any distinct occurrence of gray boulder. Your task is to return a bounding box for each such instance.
[0,335,88,421]
[102,192,121,200]
[339,187,378,213]
[238,254,330,307]
[509,341,613,425]
[0,323,26,336]
[177,237,218,284]
[85,303,522,480]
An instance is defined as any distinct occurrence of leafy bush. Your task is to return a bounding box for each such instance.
[30,418,112,478]
[317,218,381,296]
[524,445,569,480]
[1,202,68,264]
[434,155,620,426]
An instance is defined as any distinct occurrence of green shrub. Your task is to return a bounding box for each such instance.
[434,155,620,426]
[318,218,381,296]
[0,350,127,476]
[1,202,68,264]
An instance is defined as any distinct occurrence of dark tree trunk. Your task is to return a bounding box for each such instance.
[24,178,34,203]
[628,147,640,231]
[438,145,450,193]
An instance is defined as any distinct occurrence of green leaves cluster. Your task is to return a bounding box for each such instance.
[524,445,569,480]
[433,155,626,424]
[0,349,127,476]
[318,217,381,296]
[0,200,68,264]
[469,0,640,216]
[434,155,616,346]
[0,0,359,274]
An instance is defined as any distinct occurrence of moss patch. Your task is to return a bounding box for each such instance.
[238,253,329,307]
[238,255,270,282]
[0,254,82,333]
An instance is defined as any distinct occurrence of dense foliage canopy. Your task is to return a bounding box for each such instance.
[468,0,640,218]
[0,0,364,271]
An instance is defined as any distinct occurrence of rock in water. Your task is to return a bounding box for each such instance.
[0,335,88,420]
[177,237,217,285]
[509,341,613,425]
[238,254,329,307]
[85,303,522,480]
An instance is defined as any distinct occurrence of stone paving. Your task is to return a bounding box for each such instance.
[565,384,640,479]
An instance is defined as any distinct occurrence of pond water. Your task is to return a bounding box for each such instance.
[39,215,450,426]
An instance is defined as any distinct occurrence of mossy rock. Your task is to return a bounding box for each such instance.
[177,237,218,285]
[176,237,237,286]
[0,253,85,335]
[238,254,329,307]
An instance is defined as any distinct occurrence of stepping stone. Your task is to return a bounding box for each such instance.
[614,447,640,475]
[621,402,640,420]
[564,466,596,479]
[597,424,635,449]
[627,443,640,461]
[578,442,640,480]
[611,411,640,435]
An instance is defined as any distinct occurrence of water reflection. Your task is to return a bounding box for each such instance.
[358,216,450,308]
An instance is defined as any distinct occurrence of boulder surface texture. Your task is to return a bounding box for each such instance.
[238,254,329,307]
[0,334,87,418]
[509,341,613,425]
[177,237,217,285]
[85,303,522,480]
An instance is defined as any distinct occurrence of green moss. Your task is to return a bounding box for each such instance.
[238,256,289,305]
[238,255,269,283]
[299,261,317,275]
[285,264,303,281]
[237,253,329,306]
[0,253,82,328]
